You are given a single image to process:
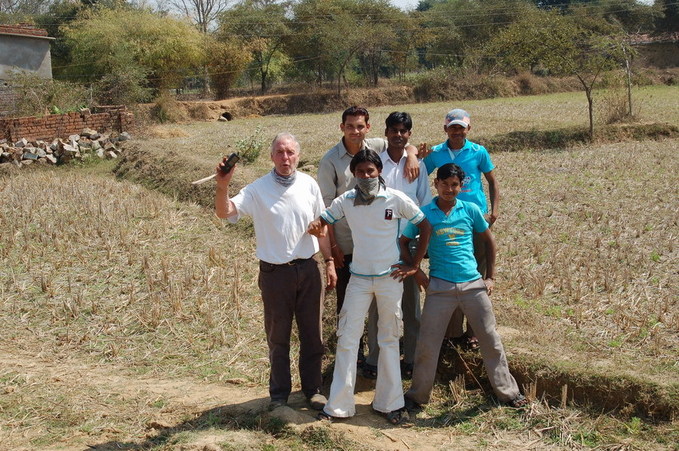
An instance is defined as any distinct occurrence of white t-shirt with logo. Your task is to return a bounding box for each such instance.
[320,186,425,277]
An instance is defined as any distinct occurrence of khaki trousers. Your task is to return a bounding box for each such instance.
[406,277,520,404]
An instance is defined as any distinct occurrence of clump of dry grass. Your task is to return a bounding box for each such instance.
[418,382,677,449]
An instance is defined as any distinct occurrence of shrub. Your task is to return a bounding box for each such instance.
[410,68,516,102]
[598,89,636,124]
[410,67,452,101]
[93,65,151,106]
[514,72,549,95]
[8,72,90,117]
[208,40,252,100]
[235,126,266,164]
[151,93,188,124]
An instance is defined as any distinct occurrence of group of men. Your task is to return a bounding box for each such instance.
[214,106,527,426]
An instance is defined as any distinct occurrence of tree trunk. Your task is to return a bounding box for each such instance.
[586,87,594,141]
[623,46,633,117]
[202,65,211,96]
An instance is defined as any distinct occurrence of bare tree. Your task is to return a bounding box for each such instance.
[0,0,51,15]
[168,0,230,33]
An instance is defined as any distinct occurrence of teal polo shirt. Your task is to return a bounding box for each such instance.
[403,198,488,283]
[423,139,494,213]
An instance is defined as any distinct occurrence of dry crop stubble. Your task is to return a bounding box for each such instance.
[3,87,678,449]
[114,88,677,410]
[130,86,679,202]
[492,139,678,379]
[0,170,269,385]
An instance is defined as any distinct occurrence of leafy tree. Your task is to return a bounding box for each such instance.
[654,0,679,32]
[289,0,363,93]
[290,0,407,93]
[218,0,291,93]
[415,0,445,12]
[354,0,404,86]
[0,0,51,16]
[485,9,631,139]
[419,0,534,69]
[62,6,205,101]
[206,37,252,98]
[376,10,427,81]
[33,0,83,79]
[603,0,659,33]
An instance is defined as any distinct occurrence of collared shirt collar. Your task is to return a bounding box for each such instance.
[446,139,471,153]
[339,138,372,158]
[381,148,407,166]
[431,196,461,215]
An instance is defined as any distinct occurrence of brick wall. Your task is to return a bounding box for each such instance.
[0,106,135,142]
[0,84,18,116]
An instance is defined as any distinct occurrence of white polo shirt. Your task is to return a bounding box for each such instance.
[380,149,433,207]
[320,186,425,277]
[230,171,323,265]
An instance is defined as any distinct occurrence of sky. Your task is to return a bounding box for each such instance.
[391,0,420,10]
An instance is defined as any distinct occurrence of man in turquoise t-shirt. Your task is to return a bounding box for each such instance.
[421,108,500,350]
[398,163,526,411]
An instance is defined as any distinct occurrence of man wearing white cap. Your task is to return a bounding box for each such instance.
[420,108,500,351]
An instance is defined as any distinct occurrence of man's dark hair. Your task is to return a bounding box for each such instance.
[385,111,412,131]
[436,163,465,183]
[350,149,383,174]
[342,106,369,124]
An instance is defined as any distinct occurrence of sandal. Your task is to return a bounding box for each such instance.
[507,395,529,409]
[357,349,366,368]
[317,411,335,422]
[400,361,413,380]
[362,363,378,379]
[464,335,480,352]
[385,407,409,425]
[404,397,421,413]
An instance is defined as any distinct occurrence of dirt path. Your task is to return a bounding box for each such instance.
[0,346,550,450]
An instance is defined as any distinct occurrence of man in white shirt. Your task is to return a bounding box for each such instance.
[363,112,433,381]
[309,149,432,425]
[215,132,337,411]
[317,106,422,369]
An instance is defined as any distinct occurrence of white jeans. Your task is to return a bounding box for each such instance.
[323,274,404,417]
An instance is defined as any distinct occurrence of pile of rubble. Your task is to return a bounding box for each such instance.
[0,128,131,168]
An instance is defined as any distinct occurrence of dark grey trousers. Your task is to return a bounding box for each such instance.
[259,257,324,401]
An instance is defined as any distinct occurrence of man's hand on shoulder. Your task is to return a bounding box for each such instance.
[404,144,420,182]
[417,142,432,160]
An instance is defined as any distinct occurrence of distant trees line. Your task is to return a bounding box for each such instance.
[1,0,677,107]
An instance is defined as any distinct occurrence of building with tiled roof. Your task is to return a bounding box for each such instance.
[0,23,55,80]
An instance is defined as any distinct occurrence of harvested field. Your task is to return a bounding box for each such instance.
[1,86,677,449]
